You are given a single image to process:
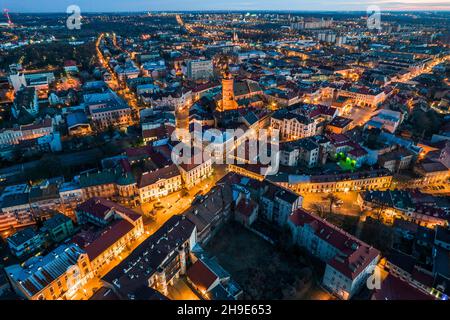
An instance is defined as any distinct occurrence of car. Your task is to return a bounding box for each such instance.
[154,202,164,209]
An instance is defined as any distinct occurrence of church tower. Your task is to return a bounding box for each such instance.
[221,70,238,111]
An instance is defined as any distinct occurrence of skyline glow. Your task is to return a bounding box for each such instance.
[1,0,450,13]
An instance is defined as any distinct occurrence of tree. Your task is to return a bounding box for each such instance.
[323,193,340,216]
[370,202,386,222]
[310,203,326,218]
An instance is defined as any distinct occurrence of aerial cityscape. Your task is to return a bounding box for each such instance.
[0,1,449,305]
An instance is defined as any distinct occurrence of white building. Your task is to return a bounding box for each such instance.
[186,59,213,80]
[271,110,317,141]
[178,154,213,189]
[137,164,182,203]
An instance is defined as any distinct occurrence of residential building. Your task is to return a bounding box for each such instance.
[6,227,45,258]
[74,198,144,275]
[187,59,213,80]
[234,197,259,227]
[103,215,196,297]
[5,243,93,300]
[137,164,182,203]
[178,152,213,189]
[41,213,75,243]
[271,109,317,140]
[288,209,380,299]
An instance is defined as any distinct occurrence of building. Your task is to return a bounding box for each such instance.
[66,111,91,136]
[103,215,196,297]
[327,116,353,134]
[6,227,45,258]
[271,109,317,140]
[372,273,435,300]
[12,86,39,119]
[219,71,238,111]
[367,109,403,134]
[186,256,242,300]
[178,151,213,189]
[84,90,132,129]
[288,209,380,299]
[234,197,259,227]
[187,59,213,80]
[5,243,93,300]
[378,148,416,173]
[79,168,137,206]
[137,164,182,203]
[0,119,54,147]
[284,169,393,194]
[41,213,75,243]
[413,161,450,185]
[260,183,303,227]
[280,137,321,168]
[184,180,233,245]
[74,198,144,275]
[0,193,32,231]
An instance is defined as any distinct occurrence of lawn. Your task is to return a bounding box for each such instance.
[206,221,332,300]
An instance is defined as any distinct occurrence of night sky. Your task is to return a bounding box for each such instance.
[2,0,450,12]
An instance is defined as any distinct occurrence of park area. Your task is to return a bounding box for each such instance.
[206,222,334,300]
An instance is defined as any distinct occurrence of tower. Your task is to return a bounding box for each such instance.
[233,30,239,44]
[221,70,238,111]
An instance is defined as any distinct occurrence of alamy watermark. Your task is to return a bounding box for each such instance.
[66,5,82,30]
[170,122,280,176]
[366,265,381,290]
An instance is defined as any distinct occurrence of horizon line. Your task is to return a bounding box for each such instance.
[7,9,450,14]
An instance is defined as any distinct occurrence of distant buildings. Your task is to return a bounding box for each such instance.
[291,17,333,30]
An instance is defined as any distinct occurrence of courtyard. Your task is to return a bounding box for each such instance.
[206,222,334,300]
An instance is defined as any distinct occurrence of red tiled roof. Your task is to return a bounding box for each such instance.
[64,60,77,67]
[84,219,135,260]
[235,198,258,218]
[137,164,180,188]
[76,197,141,222]
[187,260,218,292]
[372,274,435,300]
[289,209,380,279]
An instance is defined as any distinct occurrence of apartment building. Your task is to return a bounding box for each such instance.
[5,243,93,300]
[186,59,213,80]
[103,215,196,297]
[288,209,380,299]
[74,198,144,275]
[137,164,182,203]
[271,109,317,141]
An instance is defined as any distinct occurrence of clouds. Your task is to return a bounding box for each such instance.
[2,0,449,12]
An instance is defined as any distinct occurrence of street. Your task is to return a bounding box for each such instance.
[302,191,362,217]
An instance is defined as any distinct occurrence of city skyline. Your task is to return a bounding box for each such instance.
[2,0,450,13]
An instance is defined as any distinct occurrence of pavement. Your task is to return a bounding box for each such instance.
[302,191,362,217]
